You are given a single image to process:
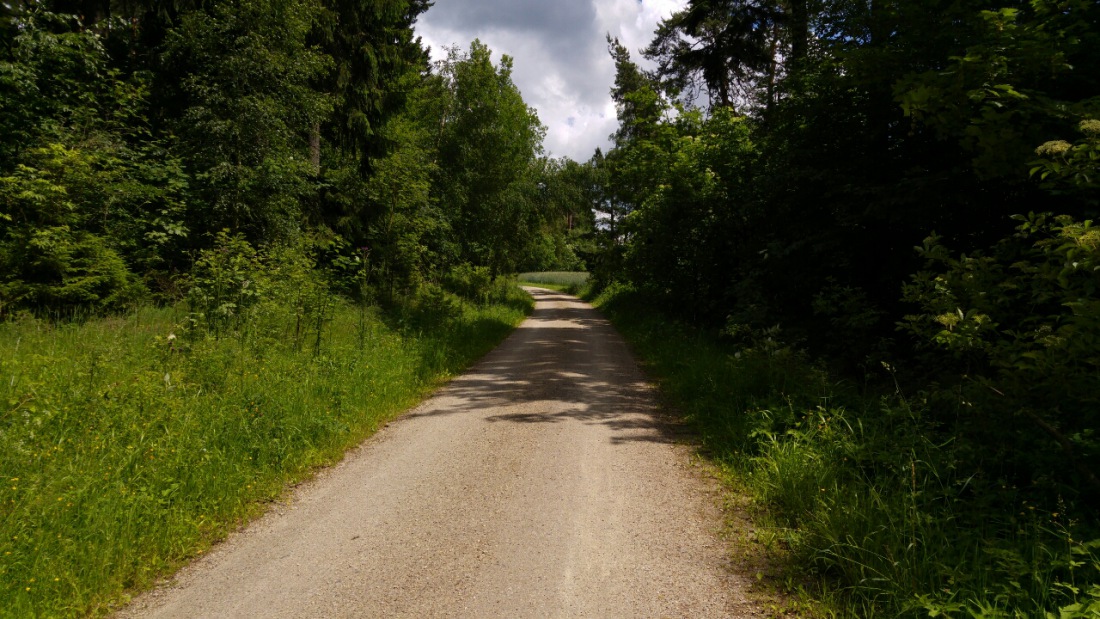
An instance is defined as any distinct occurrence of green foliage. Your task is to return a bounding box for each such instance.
[517,272,591,287]
[0,10,119,160]
[575,8,1100,619]
[894,2,1084,180]
[1032,119,1100,198]
[0,11,188,310]
[313,0,430,167]
[164,0,332,242]
[443,264,493,302]
[607,35,667,147]
[591,11,1100,617]
[2,1,554,316]
[592,284,1100,617]
[0,224,142,317]
[644,0,784,108]
[517,157,594,273]
[434,41,547,275]
[0,144,147,316]
[622,106,757,318]
[0,1,552,614]
[521,232,584,272]
[183,231,370,359]
[594,0,1100,354]
[184,231,266,337]
[361,84,442,295]
[902,213,1100,502]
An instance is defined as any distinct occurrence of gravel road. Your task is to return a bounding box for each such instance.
[120,287,758,618]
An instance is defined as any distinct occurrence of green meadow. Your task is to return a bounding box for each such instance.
[516,272,590,294]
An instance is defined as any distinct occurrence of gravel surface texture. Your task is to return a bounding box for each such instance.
[119,287,758,618]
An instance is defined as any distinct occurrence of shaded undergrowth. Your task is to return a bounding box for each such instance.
[589,283,1100,618]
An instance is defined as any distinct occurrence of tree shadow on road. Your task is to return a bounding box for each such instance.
[405,289,688,445]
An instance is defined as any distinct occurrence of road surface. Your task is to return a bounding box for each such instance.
[120,287,757,618]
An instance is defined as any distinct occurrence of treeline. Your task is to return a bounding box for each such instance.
[587,0,1100,614]
[0,0,592,318]
[0,2,575,612]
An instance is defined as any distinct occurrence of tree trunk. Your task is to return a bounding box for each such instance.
[1022,408,1100,499]
[765,23,780,114]
[309,123,321,174]
[788,0,809,61]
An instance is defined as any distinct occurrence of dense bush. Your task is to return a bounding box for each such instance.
[902,213,1100,507]
[0,225,144,316]
[0,18,186,315]
[442,263,493,302]
[0,5,589,318]
[586,1,1100,613]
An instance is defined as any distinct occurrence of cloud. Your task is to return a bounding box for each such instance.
[416,0,685,162]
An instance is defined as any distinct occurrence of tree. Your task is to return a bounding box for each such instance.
[313,0,431,171]
[607,35,666,145]
[644,0,783,109]
[0,8,187,313]
[433,40,545,275]
[163,0,332,243]
[361,73,443,296]
[516,157,594,272]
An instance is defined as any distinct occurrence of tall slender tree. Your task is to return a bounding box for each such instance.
[314,0,431,171]
[434,40,545,275]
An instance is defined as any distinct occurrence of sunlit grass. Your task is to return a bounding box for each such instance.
[0,291,531,616]
[517,271,589,286]
[516,272,589,294]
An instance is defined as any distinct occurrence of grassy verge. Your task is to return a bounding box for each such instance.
[0,288,531,617]
[588,283,1100,618]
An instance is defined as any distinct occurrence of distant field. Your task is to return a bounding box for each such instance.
[516,272,590,287]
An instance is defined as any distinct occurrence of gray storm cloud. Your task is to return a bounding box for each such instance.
[416,0,685,161]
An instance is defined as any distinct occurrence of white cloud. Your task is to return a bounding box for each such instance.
[416,0,685,162]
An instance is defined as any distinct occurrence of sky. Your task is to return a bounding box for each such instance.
[415,0,686,162]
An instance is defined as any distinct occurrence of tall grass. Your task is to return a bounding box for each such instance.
[0,289,531,616]
[589,283,1100,618]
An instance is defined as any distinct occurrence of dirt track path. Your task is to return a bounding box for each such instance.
[121,288,757,618]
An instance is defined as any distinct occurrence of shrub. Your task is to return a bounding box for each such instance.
[901,213,1100,506]
[594,282,1100,617]
[183,231,265,338]
[443,263,494,302]
[0,225,144,317]
[387,281,460,332]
